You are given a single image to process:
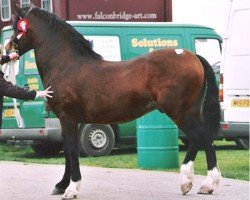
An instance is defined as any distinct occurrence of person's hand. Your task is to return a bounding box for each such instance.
[36,86,53,99]
[9,52,19,60]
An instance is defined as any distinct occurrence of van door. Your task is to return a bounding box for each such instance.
[223,0,250,123]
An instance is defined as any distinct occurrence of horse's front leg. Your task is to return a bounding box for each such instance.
[52,135,71,195]
[53,118,81,199]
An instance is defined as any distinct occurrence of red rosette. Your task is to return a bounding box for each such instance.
[17,18,29,38]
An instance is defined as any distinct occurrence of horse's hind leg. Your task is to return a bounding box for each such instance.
[180,140,221,195]
[195,53,221,194]
[53,118,81,199]
[180,141,198,195]
[179,115,200,195]
[179,114,221,195]
[198,135,221,194]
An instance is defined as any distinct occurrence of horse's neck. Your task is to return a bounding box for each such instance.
[32,29,74,75]
[30,16,99,81]
[34,46,70,79]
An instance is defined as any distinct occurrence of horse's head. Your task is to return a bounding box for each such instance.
[6,4,34,55]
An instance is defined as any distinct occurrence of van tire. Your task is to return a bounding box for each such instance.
[31,143,63,156]
[79,124,115,157]
[235,138,249,150]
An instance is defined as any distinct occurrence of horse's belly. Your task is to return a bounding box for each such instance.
[83,102,154,124]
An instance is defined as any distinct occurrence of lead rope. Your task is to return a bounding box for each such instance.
[4,60,24,128]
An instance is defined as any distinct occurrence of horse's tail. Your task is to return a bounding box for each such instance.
[196,54,221,136]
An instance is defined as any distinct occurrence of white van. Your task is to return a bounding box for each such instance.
[220,0,250,149]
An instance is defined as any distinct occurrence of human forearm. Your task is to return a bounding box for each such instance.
[0,55,10,65]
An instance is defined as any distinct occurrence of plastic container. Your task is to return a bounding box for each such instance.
[137,110,179,169]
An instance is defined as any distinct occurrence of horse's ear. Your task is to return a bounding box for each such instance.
[14,4,24,16]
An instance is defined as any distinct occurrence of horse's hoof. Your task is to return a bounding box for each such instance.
[62,190,78,200]
[198,167,221,195]
[197,186,213,195]
[52,187,65,195]
[61,179,81,199]
[181,182,193,195]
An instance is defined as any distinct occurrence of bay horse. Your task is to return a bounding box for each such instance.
[8,4,221,199]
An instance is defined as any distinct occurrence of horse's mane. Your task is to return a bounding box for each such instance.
[13,7,103,60]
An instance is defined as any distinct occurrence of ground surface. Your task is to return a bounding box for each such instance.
[0,161,249,200]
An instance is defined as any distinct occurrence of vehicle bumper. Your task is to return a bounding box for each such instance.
[0,128,61,141]
[221,121,249,139]
[0,118,62,142]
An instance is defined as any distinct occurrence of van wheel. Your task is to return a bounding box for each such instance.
[31,143,63,156]
[79,124,115,157]
[235,138,249,150]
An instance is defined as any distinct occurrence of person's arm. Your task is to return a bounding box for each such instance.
[0,55,11,65]
[36,86,53,99]
[0,52,19,65]
[0,75,36,100]
[0,52,53,100]
[0,75,53,100]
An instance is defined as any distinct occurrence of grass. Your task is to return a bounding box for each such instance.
[0,140,249,181]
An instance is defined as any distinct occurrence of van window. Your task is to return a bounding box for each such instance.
[85,35,121,61]
[2,39,19,76]
[195,38,221,73]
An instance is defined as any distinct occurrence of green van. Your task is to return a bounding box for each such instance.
[0,22,222,156]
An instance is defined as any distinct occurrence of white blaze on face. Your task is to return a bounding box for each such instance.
[175,49,184,55]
